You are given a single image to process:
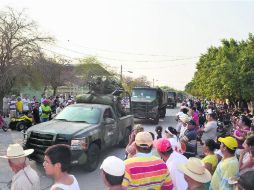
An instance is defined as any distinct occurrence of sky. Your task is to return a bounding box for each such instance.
[1,0,254,90]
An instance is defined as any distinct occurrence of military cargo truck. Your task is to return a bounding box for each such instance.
[131,87,167,124]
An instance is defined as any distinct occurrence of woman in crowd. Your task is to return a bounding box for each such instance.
[202,139,219,175]
[233,115,252,150]
[239,135,254,174]
[165,126,180,152]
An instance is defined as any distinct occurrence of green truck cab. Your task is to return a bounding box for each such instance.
[167,91,177,108]
[23,94,134,172]
[131,87,167,124]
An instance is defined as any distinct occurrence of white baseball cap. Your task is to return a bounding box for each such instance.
[100,156,125,176]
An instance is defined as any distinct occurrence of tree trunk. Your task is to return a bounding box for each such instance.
[43,86,47,95]
[53,87,57,96]
[0,93,4,111]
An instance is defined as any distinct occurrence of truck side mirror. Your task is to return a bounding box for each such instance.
[104,118,115,124]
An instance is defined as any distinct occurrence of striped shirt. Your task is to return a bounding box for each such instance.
[122,153,173,190]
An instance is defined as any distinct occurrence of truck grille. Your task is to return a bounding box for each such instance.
[26,132,69,162]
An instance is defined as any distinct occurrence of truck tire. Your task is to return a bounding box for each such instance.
[152,113,160,125]
[85,143,100,172]
[160,107,166,118]
[119,128,131,148]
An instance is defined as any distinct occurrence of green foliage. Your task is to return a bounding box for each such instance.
[75,56,111,85]
[186,34,254,102]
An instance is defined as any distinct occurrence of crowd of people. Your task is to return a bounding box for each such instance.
[1,98,254,190]
[1,94,75,124]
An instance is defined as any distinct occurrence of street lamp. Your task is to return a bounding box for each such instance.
[120,65,133,82]
[153,78,158,87]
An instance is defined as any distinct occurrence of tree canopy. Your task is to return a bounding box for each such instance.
[185,34,254,103]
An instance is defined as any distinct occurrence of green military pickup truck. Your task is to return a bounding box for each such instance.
[23,101,134,171]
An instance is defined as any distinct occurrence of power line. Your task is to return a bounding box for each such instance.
[51,44,199,63]
[64,40,195,58]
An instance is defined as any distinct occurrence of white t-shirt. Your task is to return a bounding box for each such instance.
[166,151,188,190]
[22,98,30,111]
[167,136,180,152]
[50,175,80,190]
[202,120,218,141]
[179,124,187,139]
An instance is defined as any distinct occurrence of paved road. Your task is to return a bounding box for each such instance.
[0,107,179,190]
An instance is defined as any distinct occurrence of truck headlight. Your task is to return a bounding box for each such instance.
[71,138,88,150]
[22,131,30,145]
[151,106,158,113]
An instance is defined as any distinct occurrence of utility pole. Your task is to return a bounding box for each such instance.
[120,65,123,83]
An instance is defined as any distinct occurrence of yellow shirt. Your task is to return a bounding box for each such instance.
[16,101,23,112]
[202,154,218,172]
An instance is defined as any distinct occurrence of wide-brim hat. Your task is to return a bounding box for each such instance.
[0,144,34,159]
[178,157,211,183]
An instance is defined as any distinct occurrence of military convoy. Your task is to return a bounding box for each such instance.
[167,91,177,108]
[23,76,134,172]
[131,87,168,124]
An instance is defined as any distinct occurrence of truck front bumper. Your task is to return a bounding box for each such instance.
[133,110,157,119]
[71,149,88,165]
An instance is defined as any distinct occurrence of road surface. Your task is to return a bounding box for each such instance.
[0,107,179,190]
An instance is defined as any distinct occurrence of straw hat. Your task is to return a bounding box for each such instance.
[178,157,211,183]
[179,114,191,123]
[135,131,153,147]
[0,144,34,159]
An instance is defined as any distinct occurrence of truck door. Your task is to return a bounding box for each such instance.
[102,108,118,146]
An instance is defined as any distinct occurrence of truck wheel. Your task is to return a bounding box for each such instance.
[16,122,26,131]
[160,107,166,118]
[152,113,160,124]
[119,128,131,148]
[85,143,100,172]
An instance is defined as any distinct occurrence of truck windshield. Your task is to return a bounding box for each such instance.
[131,89,156,100]
[55,106,101,124]
[168,92,176,98]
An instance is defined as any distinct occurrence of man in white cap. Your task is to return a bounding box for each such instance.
[178,157,212,190]
[0,144,40,190]
[100,156,125,190]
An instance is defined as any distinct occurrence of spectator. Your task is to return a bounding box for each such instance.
[165,126,180,152]
[233,115,252,149]
[155,138,188,190]
[3,96,9,117]
[9,95,17,118]
[0,144,40,190]
[56,103,64,114]
[40,99,52,122]
[180,119,198,158]
[155,125,163,139]
[228,170,254,190]
[199,109,218,144]
[178,157,211,190]
[122,131,174,190]
[239,135,254,174]
[100,156,125,190]
[43,144,80,190]
[31,96,37,109]
[32,101,40,125]
[210,136,239,190]
[125,124,144,159]
[202,139,219,175]
[16,97,23,116]
[179,113,191,139]
[22,95,31,114]
[189,107,199,128]
[41,94,46,104]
